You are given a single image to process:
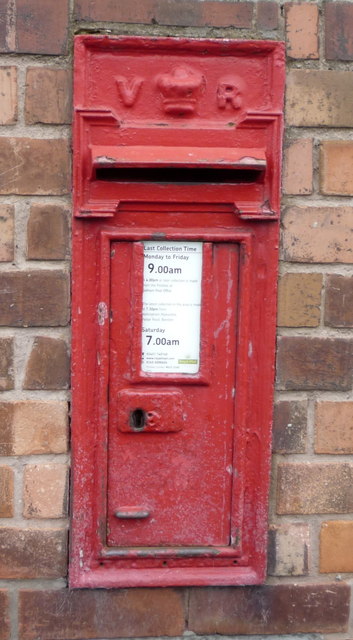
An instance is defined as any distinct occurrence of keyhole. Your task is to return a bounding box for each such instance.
[130,408,146,431]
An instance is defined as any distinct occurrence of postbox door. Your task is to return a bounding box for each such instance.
[107,240,239,548]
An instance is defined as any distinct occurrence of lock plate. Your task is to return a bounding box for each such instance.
[116,388,184,433]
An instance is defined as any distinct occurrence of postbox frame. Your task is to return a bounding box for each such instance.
[70,35,284,588]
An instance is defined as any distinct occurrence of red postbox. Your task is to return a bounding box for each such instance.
[70,35,285,588]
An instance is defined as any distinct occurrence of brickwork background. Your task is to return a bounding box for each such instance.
[0,0,353,639]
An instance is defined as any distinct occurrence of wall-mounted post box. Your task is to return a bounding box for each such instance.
[70,35,284,588]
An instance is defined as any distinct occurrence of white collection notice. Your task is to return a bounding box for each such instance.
[141,241,203,374]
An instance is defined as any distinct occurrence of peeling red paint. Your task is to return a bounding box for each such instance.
[70,35,284,588]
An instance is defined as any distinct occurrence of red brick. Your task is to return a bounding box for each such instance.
[0,7,7,51]
[0,204,14,262]
[282,207,353,264]
[286,70,353,127]
[15,0,68,54]
[277,463,353,514]
[0,591,10,640]
[272,400,307,454]
[0,338,13,391]
[23,464,68,519]
[0,1,15,52]
[0,271,69,327]
[165,1,253,28]
[0,467,13,518]
[277,337,353,391]
[315,401,353,454]
[0,67,17,124]
[24,338,70,390]
[286,3,319,59]
[19,588,186,639]
[27,205,69,260]
[0,528,67,578]
[325,274,353,327]
[25,68,71,125]
[0,138,70,195]
[0,404,13,455]
[75,0,153,22]
[325,2,353,61]
[256,2,278,30]
[188,583,349,634]
[0,401,68,455]
[75,0,253,28]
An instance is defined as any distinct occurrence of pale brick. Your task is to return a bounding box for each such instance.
[14,402,68,455]
[282,207,353,264]
[0,467,14,518]
[25,68,71,125]
[286,4,319,59]
[0,204,14,262]
[320,521,353,573]
[0,402,68,456]
[23,464,68,519]
[286,70,353,127]
[283,139,313,195]
[315,402,353,454]
[277,273,322,327]
[320,141,353,195]
[268,523,309,576]
[0,67,17,124]
[277,463,353,514]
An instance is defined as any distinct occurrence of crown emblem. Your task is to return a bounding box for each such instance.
[156,65,205,116]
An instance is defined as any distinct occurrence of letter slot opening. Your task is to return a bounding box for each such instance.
[95,166,263,184]
[91,144,267,187]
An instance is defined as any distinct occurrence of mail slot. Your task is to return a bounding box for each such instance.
[70,35,285,588]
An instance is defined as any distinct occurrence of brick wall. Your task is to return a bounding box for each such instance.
[0,0,353,638]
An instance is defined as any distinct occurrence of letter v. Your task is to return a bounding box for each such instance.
[116,76,144,107]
